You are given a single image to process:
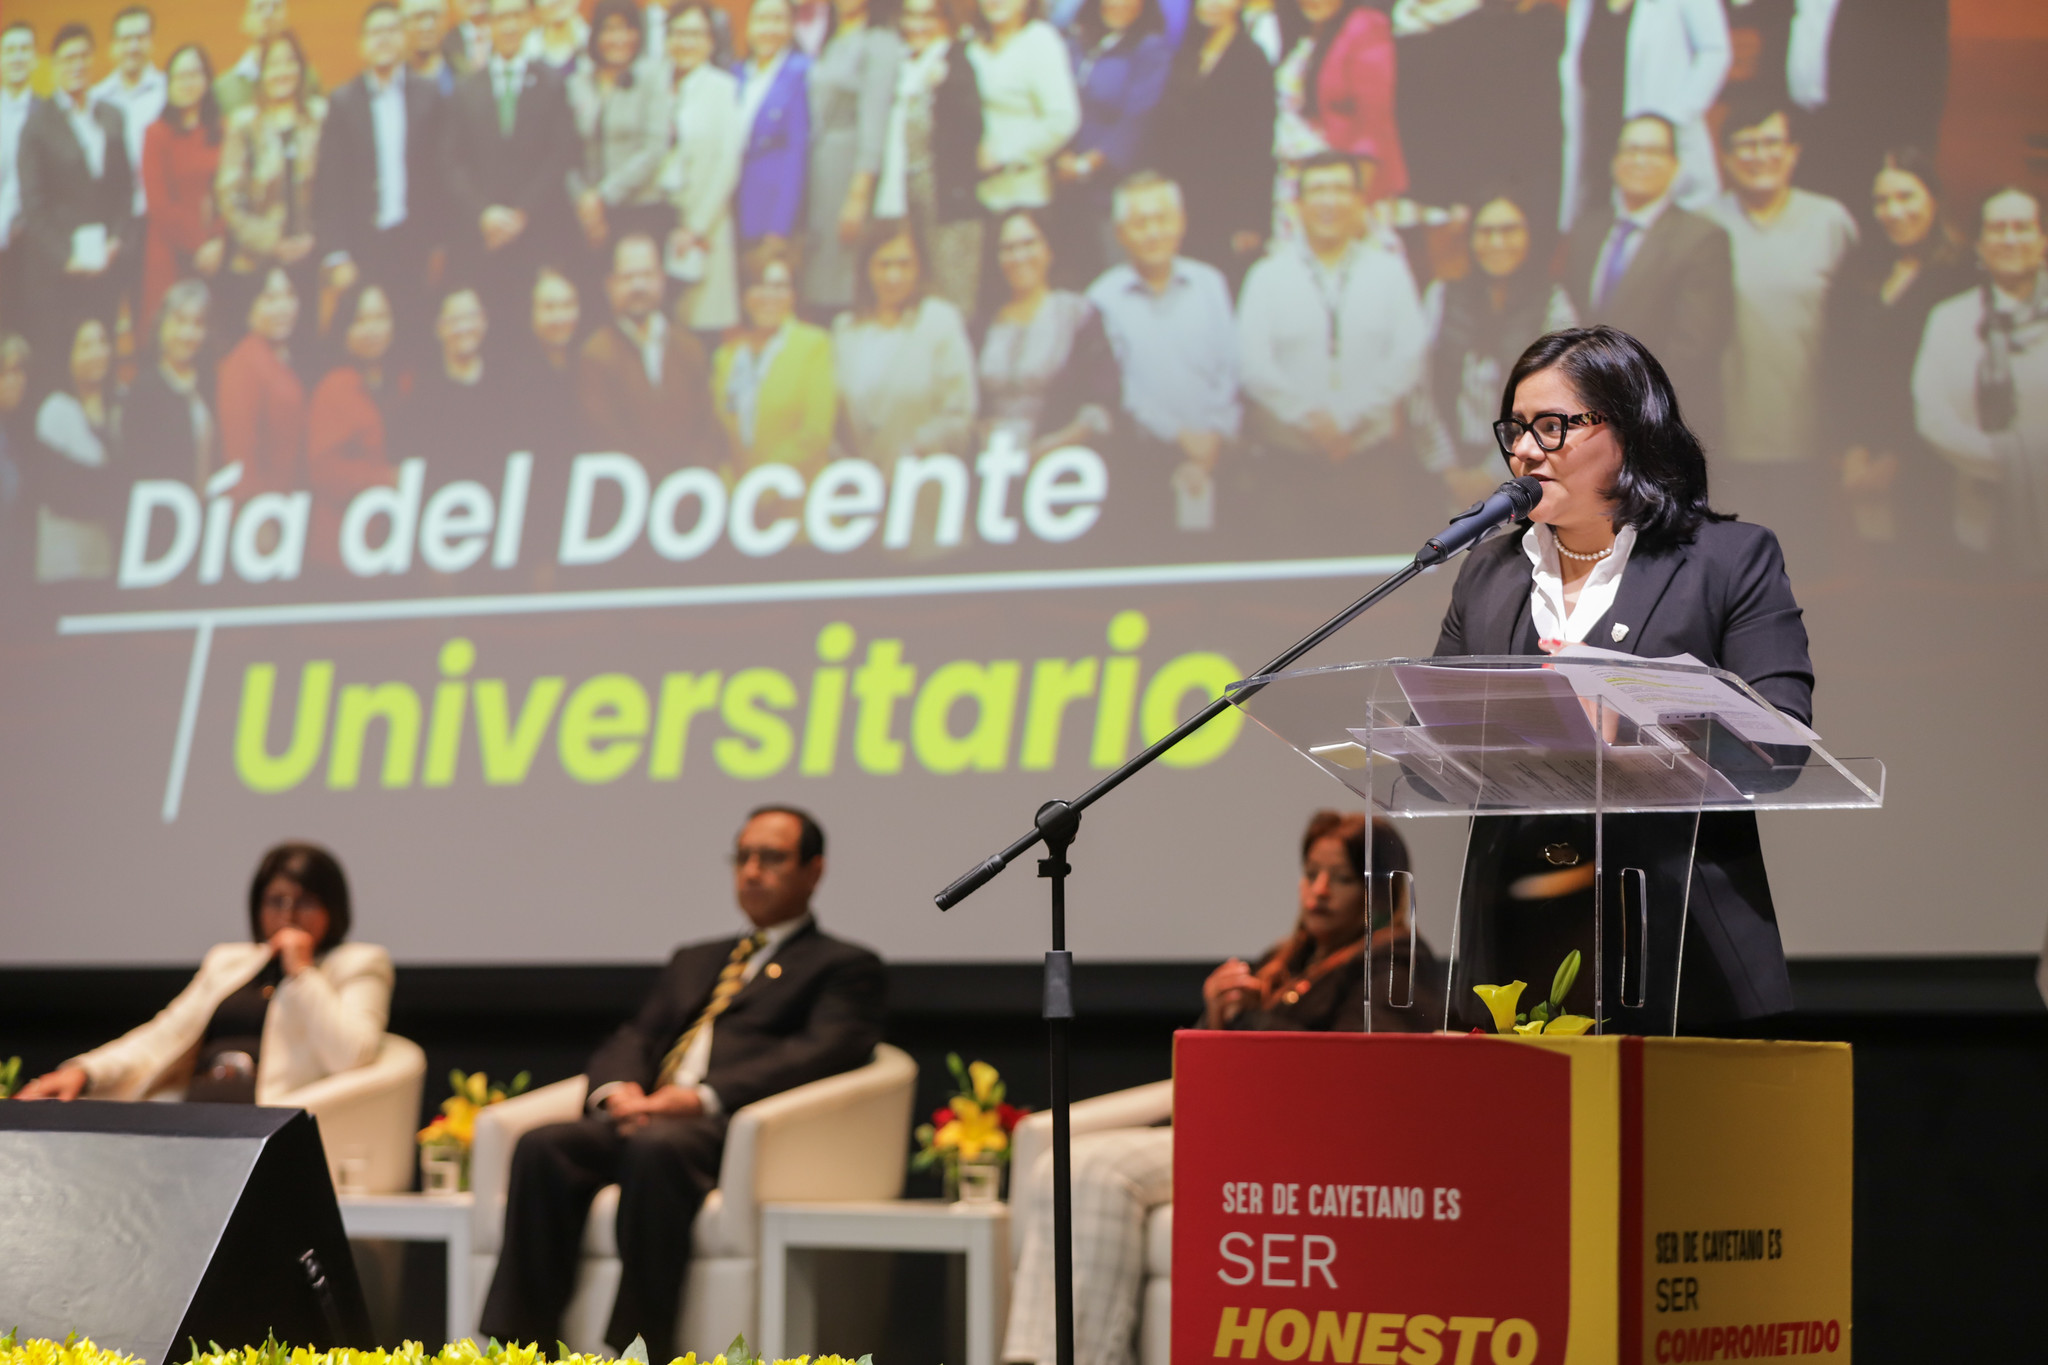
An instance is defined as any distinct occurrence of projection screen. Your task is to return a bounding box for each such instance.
[1,0,2042,965]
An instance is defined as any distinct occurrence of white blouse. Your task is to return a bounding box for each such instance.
[1524,522,1638,650]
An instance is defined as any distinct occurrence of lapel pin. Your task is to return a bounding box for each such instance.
[765,962,783,979]
[1611,623,1630,643]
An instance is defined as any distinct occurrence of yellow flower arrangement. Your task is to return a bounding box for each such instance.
[418,1069,531,1153]
[0,1330,871,1365]
[1474,950,1597,1037]
[912,1054,1029,1176]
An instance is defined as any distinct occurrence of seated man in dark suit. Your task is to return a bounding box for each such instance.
[479,805,886,1358]
[1563,114,1733,444]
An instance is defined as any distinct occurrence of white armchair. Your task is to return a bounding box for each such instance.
[469,1045,918,1354]
[272,1032,429,1194]
[1009,1081,1175,1365]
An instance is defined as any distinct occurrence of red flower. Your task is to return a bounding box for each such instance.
[933,1106,956,1126]
[996,1103,1027,1131]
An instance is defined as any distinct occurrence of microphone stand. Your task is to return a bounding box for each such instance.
[936,516,1484,1365]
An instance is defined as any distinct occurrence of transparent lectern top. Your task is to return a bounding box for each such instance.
[1227,655,1883,819]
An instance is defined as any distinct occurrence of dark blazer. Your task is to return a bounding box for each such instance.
[1434,518,1813,1026]
[930,43,984,224]
[1562,205,1733,439]
[17,98,139,278]
[115,360,211,485]
[586,918,886,1115]
[1151,30,1274,284]
[314,67,446,272]
[576,319,715,466]
[443,60,577,239]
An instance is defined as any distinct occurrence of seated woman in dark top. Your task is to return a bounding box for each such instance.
[13,842,393,1104]
[1199,807,1441,1031]
[1004,810,1441,1365]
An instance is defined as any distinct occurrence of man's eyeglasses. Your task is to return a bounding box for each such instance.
[1493,410,1606,457]
[731,846,797,871]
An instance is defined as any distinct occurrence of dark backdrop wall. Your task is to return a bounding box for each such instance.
[2,958,2042,1362]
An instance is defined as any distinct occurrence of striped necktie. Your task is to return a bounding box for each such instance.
[656,929,769,1088]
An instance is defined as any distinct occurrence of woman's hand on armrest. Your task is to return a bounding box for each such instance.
[14,1066,89,1101]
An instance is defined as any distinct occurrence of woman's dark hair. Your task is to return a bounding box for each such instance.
[1499,325,1727,550]
[1071,0,1163,46]
[588,0,645,64]
[1300,809,1409,881]
[966,0,1043,42]
[1300,809,1409,927]
[1279,0,1363,120]
[1466,185,1553,279]
[994,206,1053,278]
[852,216,926,316]
[320,277,393,378]
[68,316,109,394]
[161,43,223,145]
[665,0,720,62]
[1866,146,1965,270]
[254,31,312,114]
[247,841,353,950]
[1875,144,1942,207]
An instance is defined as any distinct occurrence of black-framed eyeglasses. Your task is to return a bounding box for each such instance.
[731,846,796,871]
[1493,410,1606,457]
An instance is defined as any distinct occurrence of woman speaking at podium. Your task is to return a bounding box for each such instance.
[1432,325,1814,1031]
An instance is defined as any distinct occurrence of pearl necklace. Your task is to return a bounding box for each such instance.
[1555,540,1615,563]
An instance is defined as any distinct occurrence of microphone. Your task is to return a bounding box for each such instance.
[1414,475,1544,566]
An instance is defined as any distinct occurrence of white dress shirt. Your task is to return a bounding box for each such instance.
[56,90,108,179]
[621,311,669,387]
[89,65,165,214]
[366,67,410,229]
[0,86,33,248]
[591,912,813,1117]
[1525,522,1638,649]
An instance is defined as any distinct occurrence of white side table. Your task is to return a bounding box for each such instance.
[760,1200,1011,1365]
[338,1192,476,1343]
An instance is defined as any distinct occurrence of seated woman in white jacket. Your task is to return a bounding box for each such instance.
[15,843,393,1104]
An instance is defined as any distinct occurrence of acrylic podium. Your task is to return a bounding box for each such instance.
[1162,655,1881,1364]
[1224,653,1884,1034]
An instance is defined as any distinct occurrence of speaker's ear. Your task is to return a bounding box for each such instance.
[0,1102,372,1363]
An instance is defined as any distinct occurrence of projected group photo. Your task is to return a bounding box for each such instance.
[2,0,2038,608]
[0,0,2041,980]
